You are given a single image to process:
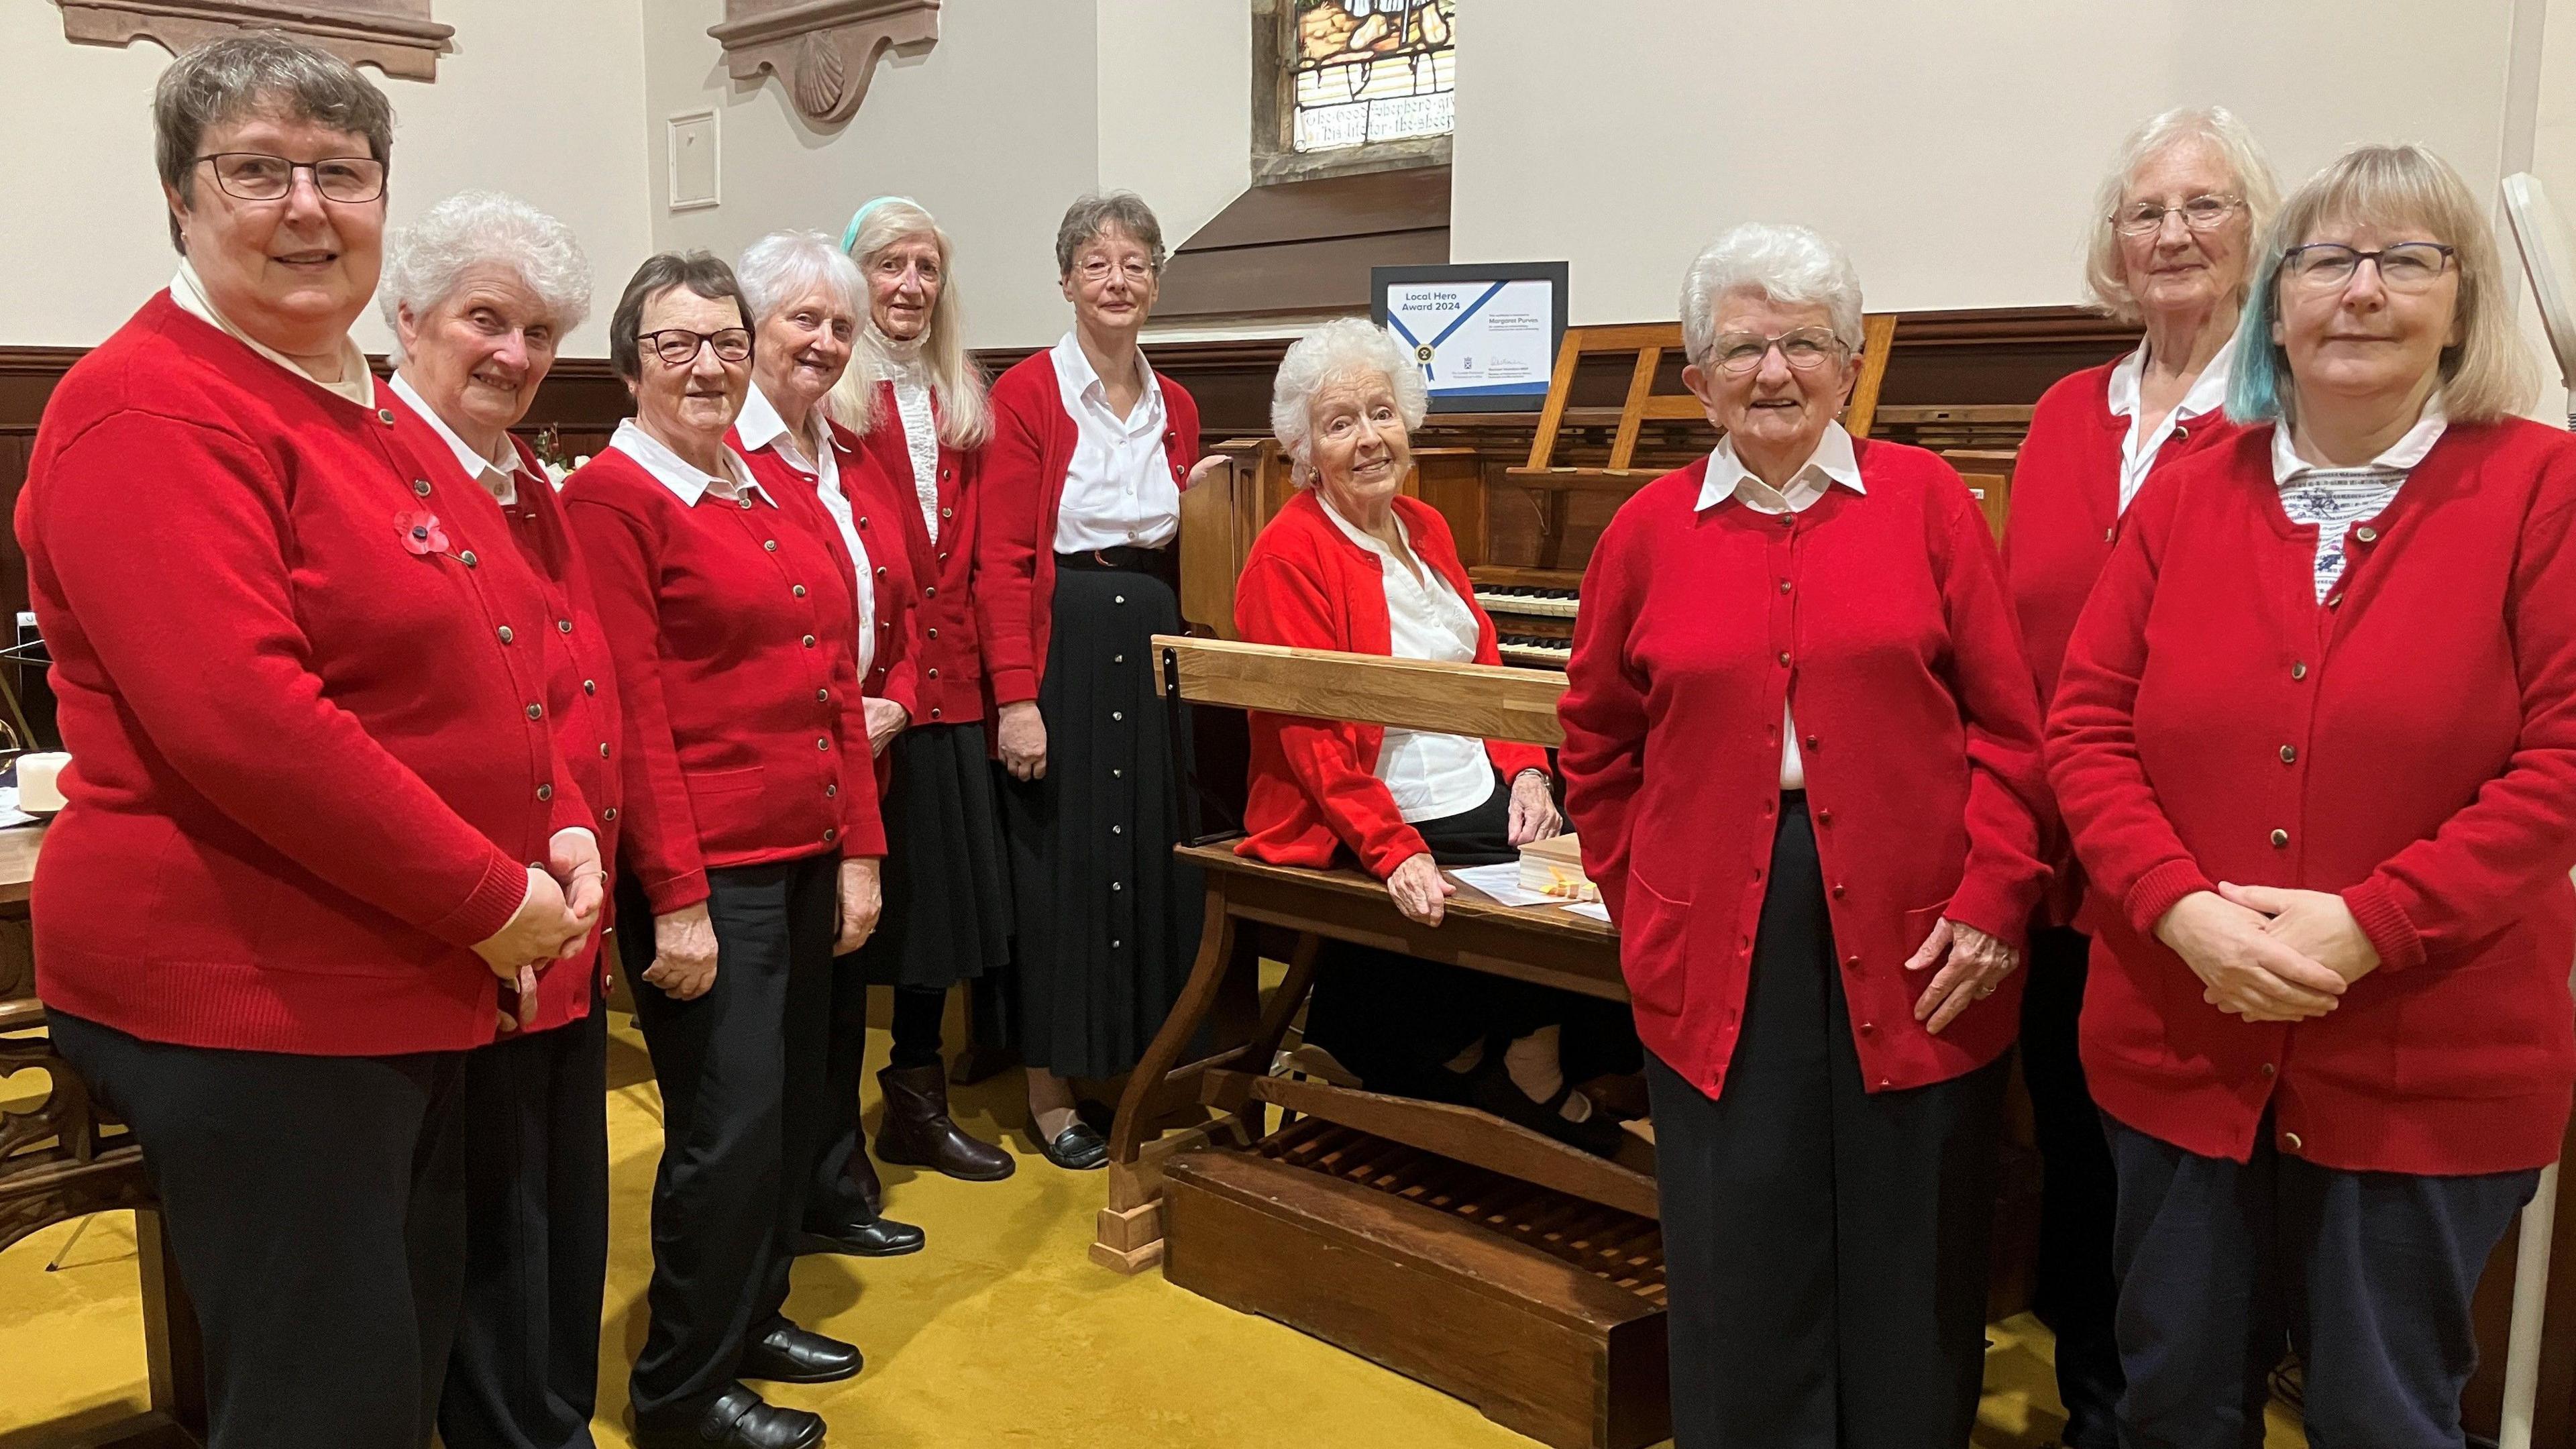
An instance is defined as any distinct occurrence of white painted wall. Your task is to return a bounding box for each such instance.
[1096,0,1254,265]
[0,0,655,356]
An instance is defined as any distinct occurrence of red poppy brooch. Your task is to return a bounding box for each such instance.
[397,510,450,556]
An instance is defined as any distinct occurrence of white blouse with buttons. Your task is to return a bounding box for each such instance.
[1318,494,1497,823]
[1049,331,1179,552]
[736,385,876,678]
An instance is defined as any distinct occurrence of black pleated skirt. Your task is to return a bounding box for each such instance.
[995,557,1204,1078]
[857,719,1012,989]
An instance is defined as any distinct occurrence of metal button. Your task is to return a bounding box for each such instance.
[927,627,938,639]
[1777,651,1791,666]
[824,828,838,843]
[2291,661,2307,680]
[1778,579,1792,594]
[1111,824,1123,835]
[2261,1063,2277,1078]
[1114,595,1126,605]
[497,625,514,643]
[600,743,610,757]
[460,550,478,568]
[763,539,778,551]
[930,708,942,720]
[602,806,617,820]
[413,478,432,497]
[826,784,838,797]
[2270,828,2290,848]
[2282,1132,2303,1153]
[2103,526,2116,542]
[1112,710,1123,722]
[1804,735,1819,751]
[803,635,817,648]
[858,516,869,527]
[816,737,830,750]
[2171,425,2188,443]
[584,679,596,695]
[1113,653,1123,664]
[525,703,543,720]
[2355,526,2377,543]
[2279,745,2297,763]
[942,506,954,519]
[1112,939,1122,949]
[928,668,938,679]
[536,784,553,801]
[739,498,752,510]
[378,407,397,425]
[794,584,807,598]
[1112,768,1122,779]
[923,584,934,597]
[1112,882,1123,892]
[559,619,574,634]
[1780,515,1794,528]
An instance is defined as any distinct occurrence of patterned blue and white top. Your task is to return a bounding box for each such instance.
[2268,398,2449,602]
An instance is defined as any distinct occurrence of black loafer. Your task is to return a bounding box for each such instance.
[796,1213,926,1258]
[632,1383,824,1449]
[1037,1119,1110,1171]
[739,1322,863,1385]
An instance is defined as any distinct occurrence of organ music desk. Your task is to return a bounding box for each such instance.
[1097,637,1670,1449]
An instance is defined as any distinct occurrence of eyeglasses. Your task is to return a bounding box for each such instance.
[1709,326,1846,376]
[2281,241,2457,292]
[639,328,753,366]
[1075,257,1155,285]
[194,152,386,204]
[2110,193,2243,235]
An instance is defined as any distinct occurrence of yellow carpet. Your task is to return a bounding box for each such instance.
[0,1016,2308,1448]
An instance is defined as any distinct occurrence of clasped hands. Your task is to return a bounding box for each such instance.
[2155,883,2379,1023]
[470,827,606,1033]
[1386,771,1561,927]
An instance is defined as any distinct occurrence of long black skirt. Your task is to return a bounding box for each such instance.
[996,556,1203,1079]
[858,719,1012,989]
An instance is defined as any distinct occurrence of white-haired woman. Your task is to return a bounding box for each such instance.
[2050,144,2576,1446]
[820,197,1018,1185]
[378,189,623,1449]
[1558,223,2049,1446]
[1233,319,1629,1154]
[1999,104,2277,1449]
[979,192,1224,1169]
[726,229,938,1263]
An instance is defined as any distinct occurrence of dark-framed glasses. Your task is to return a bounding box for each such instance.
[2111,193,2242,235]
[640,328,753,366]
[195,152,386,203]
[2281,241,2457,292]
[1710,326,1845,376]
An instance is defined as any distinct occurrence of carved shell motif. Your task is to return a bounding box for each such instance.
[793,32,851,120]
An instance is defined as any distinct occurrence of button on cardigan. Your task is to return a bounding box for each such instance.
[1558,440,2052,1101]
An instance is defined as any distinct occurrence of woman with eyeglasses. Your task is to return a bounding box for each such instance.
[17,35,600,1446]
[563,252,885,1449]
[2049,143,2576,1447]
[979,192,1226,1169]
[1997,105,2277,1449]
[1558,221,2050,1447]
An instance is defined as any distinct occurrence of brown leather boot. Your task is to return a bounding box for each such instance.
[874,1063,1016,1181]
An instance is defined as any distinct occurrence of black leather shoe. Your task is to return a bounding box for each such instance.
[632,1383,824,1449]
[739,1322,863,1385]
[1469,1059,1629,1159]
[796,1213,926,1258]
[1036,1118,1110,1171]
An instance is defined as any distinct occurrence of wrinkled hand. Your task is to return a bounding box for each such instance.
[998,700,1047,782]
[1184,455,1230,491]
[643,902,718,1002]
[548,827,606,947]
[1907,918,2021,1034]
[1505,769,1562,847]
[472,869,582,1032]
[2156,890,2346,1022]
[863,696,910,758]
[836,856,883,955]
[2218,881,2381,986]
[1386,851,1455,926]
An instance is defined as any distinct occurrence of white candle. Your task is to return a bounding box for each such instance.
[17,752,70,812]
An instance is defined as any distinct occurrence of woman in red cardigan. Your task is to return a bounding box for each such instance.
[820,197,1018,1183]
[19,36,596,1447]
[1998,105,2276,1448]
[1558,223,2051,1448]
[563,252,884,1449]
[1235,319,1629,1156]
[2049,144,2575,1448]
[977,192,1224,1169]
[378,189,627,1449]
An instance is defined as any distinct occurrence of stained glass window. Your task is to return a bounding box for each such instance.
[1290,0,1456,154]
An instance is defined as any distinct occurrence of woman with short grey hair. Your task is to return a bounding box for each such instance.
[1560,222,2049,1446]
[1998,103,2278,1449]
[377,189,623,1449]
[1234,319,1635,1150]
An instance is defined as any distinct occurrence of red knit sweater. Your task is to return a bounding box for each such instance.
[853,381,986,726]
[2049,419,2576,1175]
[1558,441,2051,1099]
[2004,360,2243,923]
[977,352,1201,705]
[561,445,884,919]
[731,417,919,720]
[388,394,624,1034]
[19,295,577,1055]
[1234,491,1550,877]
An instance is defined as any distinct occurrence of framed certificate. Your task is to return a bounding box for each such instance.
[1372,262,1569,413]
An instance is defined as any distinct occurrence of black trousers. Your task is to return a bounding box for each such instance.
[46,1008,468,1449]
[621,854,838,1421]
[2022,923,2123,1449]
[1646,798,2008,1448]
[440,989,611,1449]
[806,969,946,1228]
[2104,1113,2538,1449]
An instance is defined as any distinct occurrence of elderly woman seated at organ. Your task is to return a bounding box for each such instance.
[1232,318,1635,1156]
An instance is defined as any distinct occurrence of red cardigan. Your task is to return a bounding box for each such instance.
[977,351,1201,706]
[19,295,580,1055]
[853,381,987,726]
[1558,441,2052,1100]
[1233,491,1549,876]
[2047,419,2576,1175]
[388,394,625,1034]
[562,444,885,918]
[731,416,919,718]
[2004,360,2243,922]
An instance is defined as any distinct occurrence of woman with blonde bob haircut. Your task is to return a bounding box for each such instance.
[2049,142,2575,1446]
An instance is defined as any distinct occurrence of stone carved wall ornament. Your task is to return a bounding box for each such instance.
[57,0,453,80]
[710,0,941,125]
